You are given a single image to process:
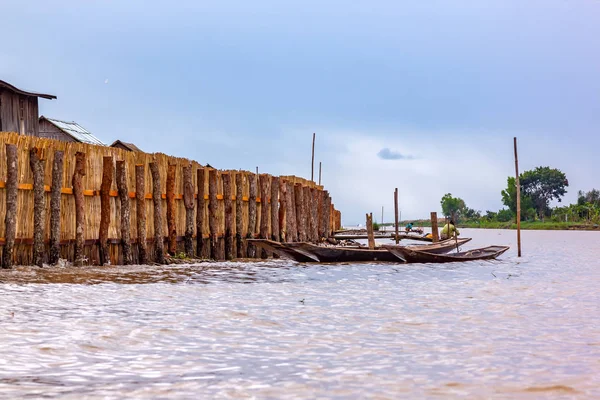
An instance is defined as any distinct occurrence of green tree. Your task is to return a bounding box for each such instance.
[578,189,600,207]
[440,193,466,222]
[521,167,568,220]
[501,176,536,221]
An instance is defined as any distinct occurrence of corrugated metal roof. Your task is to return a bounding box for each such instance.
[41,117,105,145]
[110,140,143,152]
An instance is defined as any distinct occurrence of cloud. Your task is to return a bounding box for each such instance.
[377,147,414,160]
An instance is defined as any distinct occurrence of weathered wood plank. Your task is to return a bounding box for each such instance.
[116,160,132,265]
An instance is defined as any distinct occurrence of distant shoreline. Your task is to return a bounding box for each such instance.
[373,221,600,231]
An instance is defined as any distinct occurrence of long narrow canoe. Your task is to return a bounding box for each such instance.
[247,238,472,263]
[383,245,510,264]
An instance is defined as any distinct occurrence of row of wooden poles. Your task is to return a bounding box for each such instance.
[1,143,341,268]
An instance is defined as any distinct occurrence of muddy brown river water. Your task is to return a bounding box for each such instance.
[1,229,599,399]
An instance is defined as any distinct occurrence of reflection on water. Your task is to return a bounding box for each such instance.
[1,229,599,398]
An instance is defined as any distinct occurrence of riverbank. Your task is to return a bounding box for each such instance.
[380,221,600,231]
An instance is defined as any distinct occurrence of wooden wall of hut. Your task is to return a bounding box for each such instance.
[0,132,341,266]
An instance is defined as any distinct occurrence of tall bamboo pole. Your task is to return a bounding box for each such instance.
[394,188,399,244]
[196,168,206,258]
[318,162,322,186]
[514,137,522,257]
[311,132,316,182]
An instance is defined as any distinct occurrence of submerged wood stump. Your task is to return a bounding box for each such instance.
[247,173,257,258]
[235,172,244,258]
[166,164,177,256]
[73,151,86,266]
[49,150,64,266]
[278,179,287,242]
[150,161,165,264]
[99,156,113,265]
[294,184,307,242]
[309,188,319,243]
[302,186,312,242]
[270,176,280,242]
[183,164,195,257]
[116,160,132,265]
[2,144,17,269]
[30,147,46,267]
[208,169,219,260]
[259,174,270,258]
[285,181,297,242]
[196,168,206,258]
[135,164,148,264]
[223,172,234,260]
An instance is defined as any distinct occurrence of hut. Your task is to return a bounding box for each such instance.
[38,116,105,145]
[0,79,56,135]
[110,139,142,152]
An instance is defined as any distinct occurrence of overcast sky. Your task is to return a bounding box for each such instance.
[2,0,599,225]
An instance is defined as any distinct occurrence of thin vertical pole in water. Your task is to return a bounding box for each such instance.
[381,206,384,228]
[366,213,375,250]
[394,188,399,244]
[318,162,322,185]
[514,137,522,257]
[311,132,316,182]
[430,212,439,242]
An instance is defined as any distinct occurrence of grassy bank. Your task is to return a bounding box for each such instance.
[381,221,600,231]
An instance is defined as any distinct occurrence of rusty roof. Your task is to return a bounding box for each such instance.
[110,140,143,152]
[0,79,56,99]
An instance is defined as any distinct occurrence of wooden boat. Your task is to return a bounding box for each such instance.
[382,245,510,264]
[332,232,433,242]
[247,238,472,263]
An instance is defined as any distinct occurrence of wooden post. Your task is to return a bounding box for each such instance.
[116,161,132,265]
[208,169,219,260]
[270,176,280,242]
[294,184,307,242]
[309,188,319,242]
[30,147,45,267]
[48,150,64,265]
[394,188,399,244]
[166,164,177,256]
[318,161,322,185]
[317,190,326,240]
[196,168,205,258]
[323,192,331,238]
[303,186,313,242]
[135,165,148,264]
[149,161,165,264]
[2,144,17,268]
[259,174,270,258]
[99,156,113,265]
[514,137,522,257]
[235,172,244,257]
[279,179,287,242]
[72,152,86,266]
[366,213,375,249]
[183,164,195,257]
[223,172,234,260]
[430,211,439,242]
[286,181,298,242]
[311,132,316,182]
[247,173,258,257]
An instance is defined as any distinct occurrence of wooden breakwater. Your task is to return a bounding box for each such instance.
[0,132,342,267]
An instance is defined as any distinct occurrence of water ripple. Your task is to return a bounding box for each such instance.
[1,229,599,398]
